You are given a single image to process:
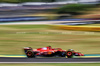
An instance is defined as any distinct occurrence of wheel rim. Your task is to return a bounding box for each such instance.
[67,52,72,56]
[27,52,32,56]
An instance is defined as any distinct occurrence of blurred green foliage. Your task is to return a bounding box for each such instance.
[56,4,96,15]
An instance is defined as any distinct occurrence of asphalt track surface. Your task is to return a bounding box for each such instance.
[0,57,100,63]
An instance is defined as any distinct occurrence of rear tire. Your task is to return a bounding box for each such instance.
[26,50,35,58]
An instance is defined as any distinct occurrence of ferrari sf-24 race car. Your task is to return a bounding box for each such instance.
[23,46,84,58]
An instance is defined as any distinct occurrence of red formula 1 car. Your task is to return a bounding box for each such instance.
[23,46,84,58]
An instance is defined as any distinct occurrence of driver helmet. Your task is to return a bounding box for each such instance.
[68,49,74,51]
[47,46,52,49]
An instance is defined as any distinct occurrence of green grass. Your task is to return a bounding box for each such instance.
[0,63,100,66]
[0,25,49,29]
[0,25,100,55]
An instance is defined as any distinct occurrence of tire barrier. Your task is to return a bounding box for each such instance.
[52,25,100,31]
[0,17,46,22]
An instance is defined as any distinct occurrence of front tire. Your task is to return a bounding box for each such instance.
[26,50,35,58]
[66,51,74,58]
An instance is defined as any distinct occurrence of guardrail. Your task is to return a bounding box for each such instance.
[0,17,47,22]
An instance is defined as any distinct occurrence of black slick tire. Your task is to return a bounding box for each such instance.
[26,50,35,58]
[66,51,74,58]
